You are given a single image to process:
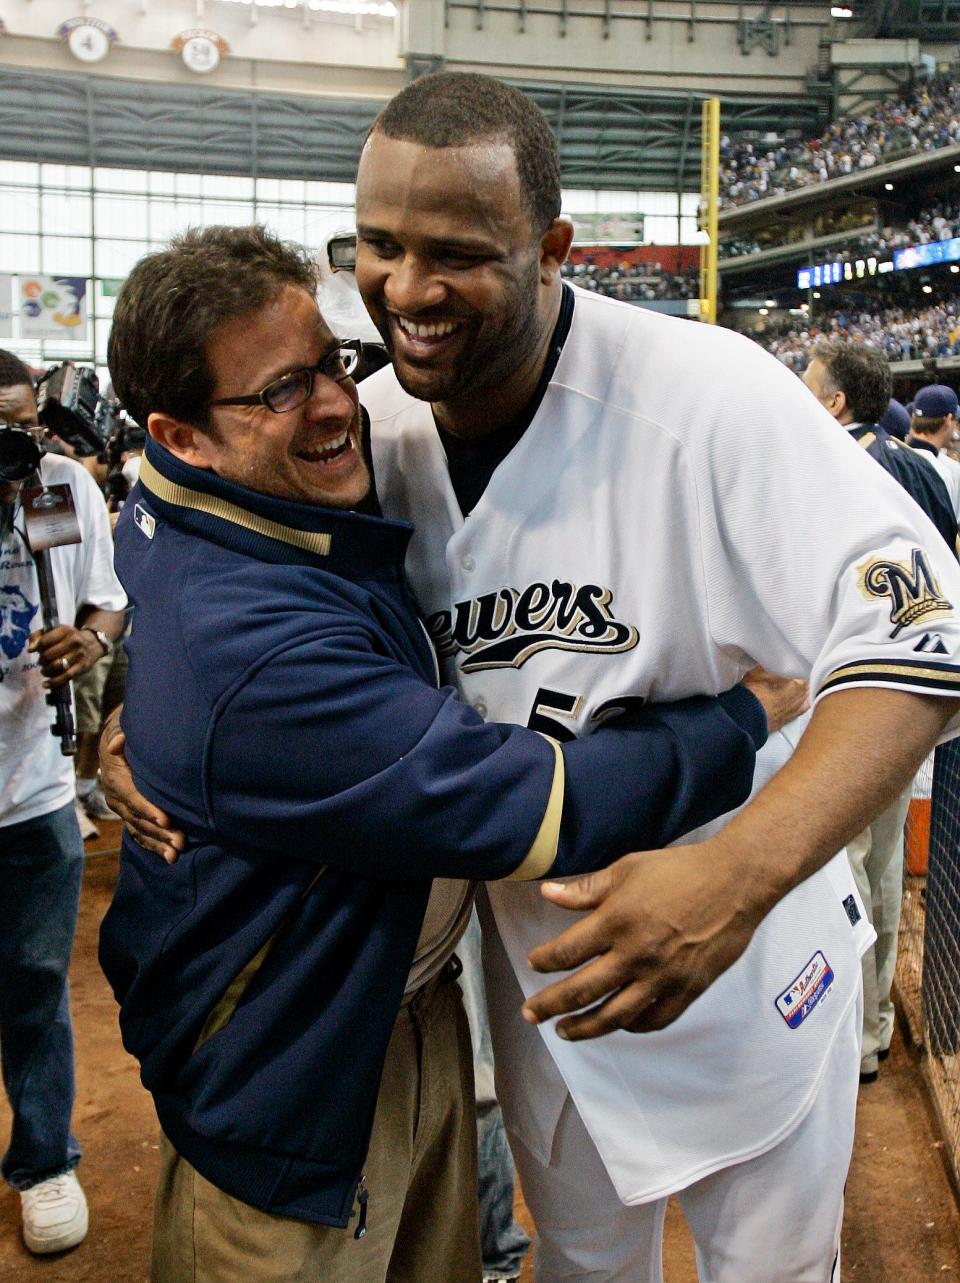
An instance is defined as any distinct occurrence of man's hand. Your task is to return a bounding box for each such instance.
[99,706,186,864]
[28,625,105,688]
[740,665,809,733]
[521,835,751,1041]
[521,687,959,1042]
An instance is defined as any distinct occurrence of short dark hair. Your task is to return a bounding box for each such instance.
[370,72,561,234]
[910,415,946,436]
[812,337,892,425]
[108,225,319,431]
[0,348,33,394]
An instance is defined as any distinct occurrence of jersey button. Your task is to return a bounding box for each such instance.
[461,554,476,572]
[473,699,488,718]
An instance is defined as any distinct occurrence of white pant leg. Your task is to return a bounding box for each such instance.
[846,786,910,1069]
[678,985,861,1283]
[510,989,861,1283]
[867,786,910,1055]
[509,1094,667,1283]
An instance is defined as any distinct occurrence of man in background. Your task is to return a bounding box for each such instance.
[0,348,125,1255]
[802,338,956,1083]
[907,384,960,521]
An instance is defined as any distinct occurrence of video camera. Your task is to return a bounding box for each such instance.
[35,362,109,458]
[0,361,144,497]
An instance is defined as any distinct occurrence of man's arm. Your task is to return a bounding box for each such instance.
[521,686,958,1040]
[30,606,125,688]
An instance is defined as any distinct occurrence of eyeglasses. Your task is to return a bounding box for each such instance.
[209,340,363,414]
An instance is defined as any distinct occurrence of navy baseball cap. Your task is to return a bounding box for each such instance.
[913,385,959,418]
[880,398,911,439]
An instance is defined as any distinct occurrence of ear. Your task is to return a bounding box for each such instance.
[539,217,575,284]
[147,411,216,470]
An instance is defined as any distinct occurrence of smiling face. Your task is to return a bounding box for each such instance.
[354,132,570,437]
[165,285,370,509]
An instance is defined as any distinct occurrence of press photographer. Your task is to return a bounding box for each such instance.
[0,348,124,1257]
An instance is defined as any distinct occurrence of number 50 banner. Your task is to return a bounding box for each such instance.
[20,276,88,342]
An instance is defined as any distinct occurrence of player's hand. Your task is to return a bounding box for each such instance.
[521,834,759,1040]
[740,665,809,733]
[28,624,105,687]
[99,706,187,864]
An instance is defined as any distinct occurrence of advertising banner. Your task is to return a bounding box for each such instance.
[19,276,88,342]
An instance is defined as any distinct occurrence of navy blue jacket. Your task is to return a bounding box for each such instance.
[99,437,766,1229]
[850,423,959,557]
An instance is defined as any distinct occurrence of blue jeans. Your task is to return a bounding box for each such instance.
[459,912,530,1280]
[0,802,83,1190]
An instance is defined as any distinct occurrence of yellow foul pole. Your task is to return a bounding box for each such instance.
[699,97,720,325]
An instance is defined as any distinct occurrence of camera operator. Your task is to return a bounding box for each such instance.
[0,348,125,1256]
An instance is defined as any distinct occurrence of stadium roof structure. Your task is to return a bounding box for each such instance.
[0,65,822,192]
[851,0,960,40]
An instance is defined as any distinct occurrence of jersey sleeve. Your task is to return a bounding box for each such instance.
[687,339,960,733]
[205,626,766,882]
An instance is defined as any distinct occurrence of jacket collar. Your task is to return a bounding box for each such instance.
[138,434,413,579]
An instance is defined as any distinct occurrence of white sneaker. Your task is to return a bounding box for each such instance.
[74,801,99,842]
[20,1170,89,1254]
[82,783,119,821]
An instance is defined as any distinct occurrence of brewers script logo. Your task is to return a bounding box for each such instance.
[857,548,953,638]
[427,579,639,673]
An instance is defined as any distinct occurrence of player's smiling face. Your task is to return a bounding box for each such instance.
[354,132,559,427]
[186,285,370,509]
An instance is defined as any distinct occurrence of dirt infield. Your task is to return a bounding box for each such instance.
[1,827,959,1281]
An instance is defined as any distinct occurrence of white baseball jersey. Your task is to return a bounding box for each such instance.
[365,286,960,1203]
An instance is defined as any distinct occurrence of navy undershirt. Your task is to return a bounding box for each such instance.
[436,284,575,517]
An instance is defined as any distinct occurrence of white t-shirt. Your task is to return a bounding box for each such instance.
[0,453,126,827]
[931,448,960,521]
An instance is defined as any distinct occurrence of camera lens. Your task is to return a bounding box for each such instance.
[0,427,43,482]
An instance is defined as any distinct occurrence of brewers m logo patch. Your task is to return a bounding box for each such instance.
[428,580,639,673]
[857,548,953,639]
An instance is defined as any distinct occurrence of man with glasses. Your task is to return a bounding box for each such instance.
[99,223,784,1283]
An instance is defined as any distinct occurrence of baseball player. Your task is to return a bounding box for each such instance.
[352,73,960,1282]
[907,384,960,521]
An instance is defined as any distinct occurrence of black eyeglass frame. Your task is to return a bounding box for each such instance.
[209,340,363,414]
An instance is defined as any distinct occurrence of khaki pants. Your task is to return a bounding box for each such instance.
[151,965,482,1283]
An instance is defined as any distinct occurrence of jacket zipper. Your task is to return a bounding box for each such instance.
[353,1175,369,1239]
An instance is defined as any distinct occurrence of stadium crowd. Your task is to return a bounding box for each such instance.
[750,296,960,371]
[720,76,960,207]
[560,258,700,300]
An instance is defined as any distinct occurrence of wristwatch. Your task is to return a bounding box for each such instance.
[82,627,112,657]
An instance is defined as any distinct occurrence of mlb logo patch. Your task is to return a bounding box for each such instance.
[775,951,835,1029]
[134,504,155,540]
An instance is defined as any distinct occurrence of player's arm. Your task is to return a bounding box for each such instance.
[521,685,958,1039]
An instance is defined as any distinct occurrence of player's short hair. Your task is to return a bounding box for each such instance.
[910,415,947,436]
[0,349,33,394]
[370,72,561,235]
[108,224,319,433]
[812,337,891,426]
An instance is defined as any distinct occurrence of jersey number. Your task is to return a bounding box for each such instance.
[526,687,646,741]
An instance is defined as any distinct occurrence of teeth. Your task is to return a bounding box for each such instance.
[300,431,349,461]
[397,316,459,340]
